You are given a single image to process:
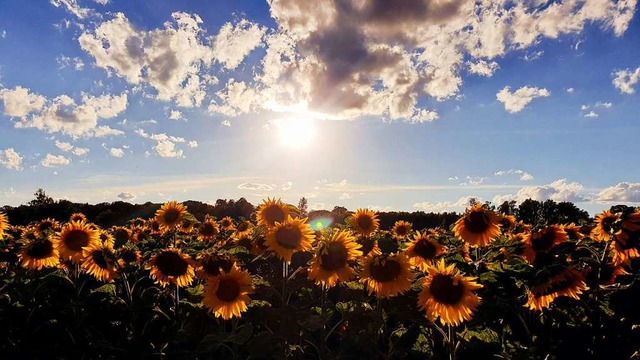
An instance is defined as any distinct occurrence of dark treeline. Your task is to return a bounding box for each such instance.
[1,189,600,229]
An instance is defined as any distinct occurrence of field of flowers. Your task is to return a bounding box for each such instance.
[0,199,639,359]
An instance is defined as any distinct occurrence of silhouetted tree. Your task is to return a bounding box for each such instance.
[29,189,54,207]
[298,197,308,217]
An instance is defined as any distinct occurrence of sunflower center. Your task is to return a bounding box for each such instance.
[430,274,465,305]
[99,233,109,242]
[91,250,109,269]
[395,225,409,236]
[216,278,240,302]
[162,209,181,225]
[133,219,145,227]
[201,223,217,236]
[38,221,54,232]
[275,225,303,249]
[531,271,577,296]
[357,216,374,231]
[120,249,138,263]
[114,229,130,243]
[236,237,252,249]
[414,239,437,259]
[26,240,54,259]
[601,216,615,233]
[370,259,402,283]
[531,229,556,252]
[237,222,249,232]
[463,211,490,234]
[320,242,349,271]
[155,251,188,276]
[151,221,161,232]
[202,256,231,276]
[263,206,286,225]
[65,229,90,251]
[222,219,232,228]
[71,215,84,222]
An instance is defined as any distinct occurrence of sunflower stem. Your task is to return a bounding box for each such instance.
[320,284,327,354]
[448,324,456,360]
[175,283,180,318]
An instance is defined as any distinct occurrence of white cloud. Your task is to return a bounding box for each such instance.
[460,176,487,186]
[56,55,85,70]
[109,147,124,158]
[169,110,183,121]
[154,140,183,158]
[49,0,92,19]
[467,60,499,77]
[0,148,24,171]
[448,176,459,181]
[281,181,293,191]
[213,19,266,70]
[413,196,482,213]
[221,120,231,127]
[566,87,575,94]
[584,111,599,118]
[0,86,47,117]
[93,0,109,5]
[55,140,74,152]
[522,50,544,61]
[41,153,71,167]
[339,192,352,200]
[90,125,124,137]
[492,179,587,204]
[237,182,275,191]
[595,101,613,108]
[595,182,640,203]
[409,108,439,123]
[187,140,198,148]
[1,30,6,39]
[612,67,640,94]
[496,86,550,113]
[72,147,89,156]
[495,169,534,181]
[117,191,136,200]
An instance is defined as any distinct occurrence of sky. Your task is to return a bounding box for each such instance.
[0,0,639,215]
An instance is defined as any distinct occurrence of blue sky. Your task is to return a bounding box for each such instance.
[1,0,639,214]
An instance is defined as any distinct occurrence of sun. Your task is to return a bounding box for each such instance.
[276,117,316,148]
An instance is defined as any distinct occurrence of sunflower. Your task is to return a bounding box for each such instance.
[562,223,584,241]
[308,230,362,288]
[196,252,235,279]
[522,225,568,264]
[257,198,292,228]
[69,213,87,223]
[82,242,118,282]
[359,253,414,298]
[117,246,141,267]
[591,210,619,241]
[453,204,501,247]
[129,217,146,229]
[147,219,163,235]
[198,219,220,242]
[498,214,517,231]
[525,267,588,311]
[611,229,640,266]
[235,235,253,251]
[155,201,188,231]
[220,216,235,231]
[234,220,253,238]
[203,264,254,320]
[180,219,195,234]
[148,248,195,287]
[264,216,315,263]
[513,221,532,235]
[417,259,483,326]
[112,226,131,247]
[348,209,379,237]
[53,221,100,263]
[18,237,59,270]
[391,220,413,240]
[35,218,61,236]
[0,212,7,240]
[98,230,115,248]
[132,229,152,243]
[404,231,445,270]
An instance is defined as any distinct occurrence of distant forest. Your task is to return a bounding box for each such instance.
[1,189,616,231]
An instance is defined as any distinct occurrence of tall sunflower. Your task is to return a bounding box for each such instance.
[69,213,87,223]
[35,218,61,236]
[198,219,220,242]
[180,219,195,234]
[147,248,195,287]
[404,231,445,270]
[117,246,141,268]
[257,198,292,228]
[53,221,100,263]
[220,216,235,231]
[112,226,131,247]
[359,253,414,298]
[203,264,254,320]
[349,209,380,237]
[417,259,483,326]
[562,223,584,241]
[591,210,619,241]
[130,217,146,229]
[19,237,59,270]
[391,220,413,240]
[196,252,235,280]
[526,267,588,311]
[234,220,253,239]
[155,201,188,231]
[0,212,7,240]
[82,242,118,282]
[308,230,362,288]
[498,214,517,231]
[265,216,315,263]
[453,204,501,247]
[98,230,115,248]
[147,219,163,235]
[611,229,640,266]
[522,225,568,264]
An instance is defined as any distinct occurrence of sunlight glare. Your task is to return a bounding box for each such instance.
[276,117,316,148]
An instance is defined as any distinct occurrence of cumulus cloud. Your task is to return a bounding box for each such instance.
[595,182,640,203]
[612,67,640,94]
[413,196,482,213]
[237,182,275,191]
[135,128,189,158]
[50,0,92,19]
[496,86,550,113]
[596,101,613,108]
[339,192,352,200]
[169,110,183,121]
[584,111,599,118]
[495,169,534,181]
[117,192,136,201]
[460,176,486,186]
[492,179,587,204]
[522,50,544,61]
[467,60,499,77]
[187,141,198,148]
[0,86,46,117]
[221,120,231,127]
[0,148,24,170]
[409,108,439,123]
[72,147,89,156]
[41,154,71,167]
[213,19,266,70]
[566,87,575,93]
[56,55,85,70]
[109,147,124,158]
[281,181,293,191]
[55,140,74,152]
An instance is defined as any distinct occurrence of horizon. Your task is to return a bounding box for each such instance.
[1,1,640,215]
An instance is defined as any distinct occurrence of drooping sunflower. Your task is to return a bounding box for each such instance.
[417,259,483,326]
[525,267,589,311]
[591,210,619,241]
[359,253,414,298]
[611,228,640,266]
[155,201,188,231]
[198,219,220,242]
[35,218,61,236]
[53,221,100,263]
[196,252,235,280]
[203,263,254,320]
[233,220,253,239]
[348,209,380,237]
[308,230,362,288]
[0,212,7,240]
[220,216,235,231]
[257,198,292,228]
[404,231,445,270]
[265,216,315,263]
[82,241,118,282]
[69,213,87,223]
[147,248,195,287]
[522,225,568,264]
[562,223,584,241]
[513,221,532,235]
[18,237,59,270]
[391,220,413,240]
[453,204,501,247]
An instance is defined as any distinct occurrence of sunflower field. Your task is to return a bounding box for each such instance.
[1,200,640,359]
